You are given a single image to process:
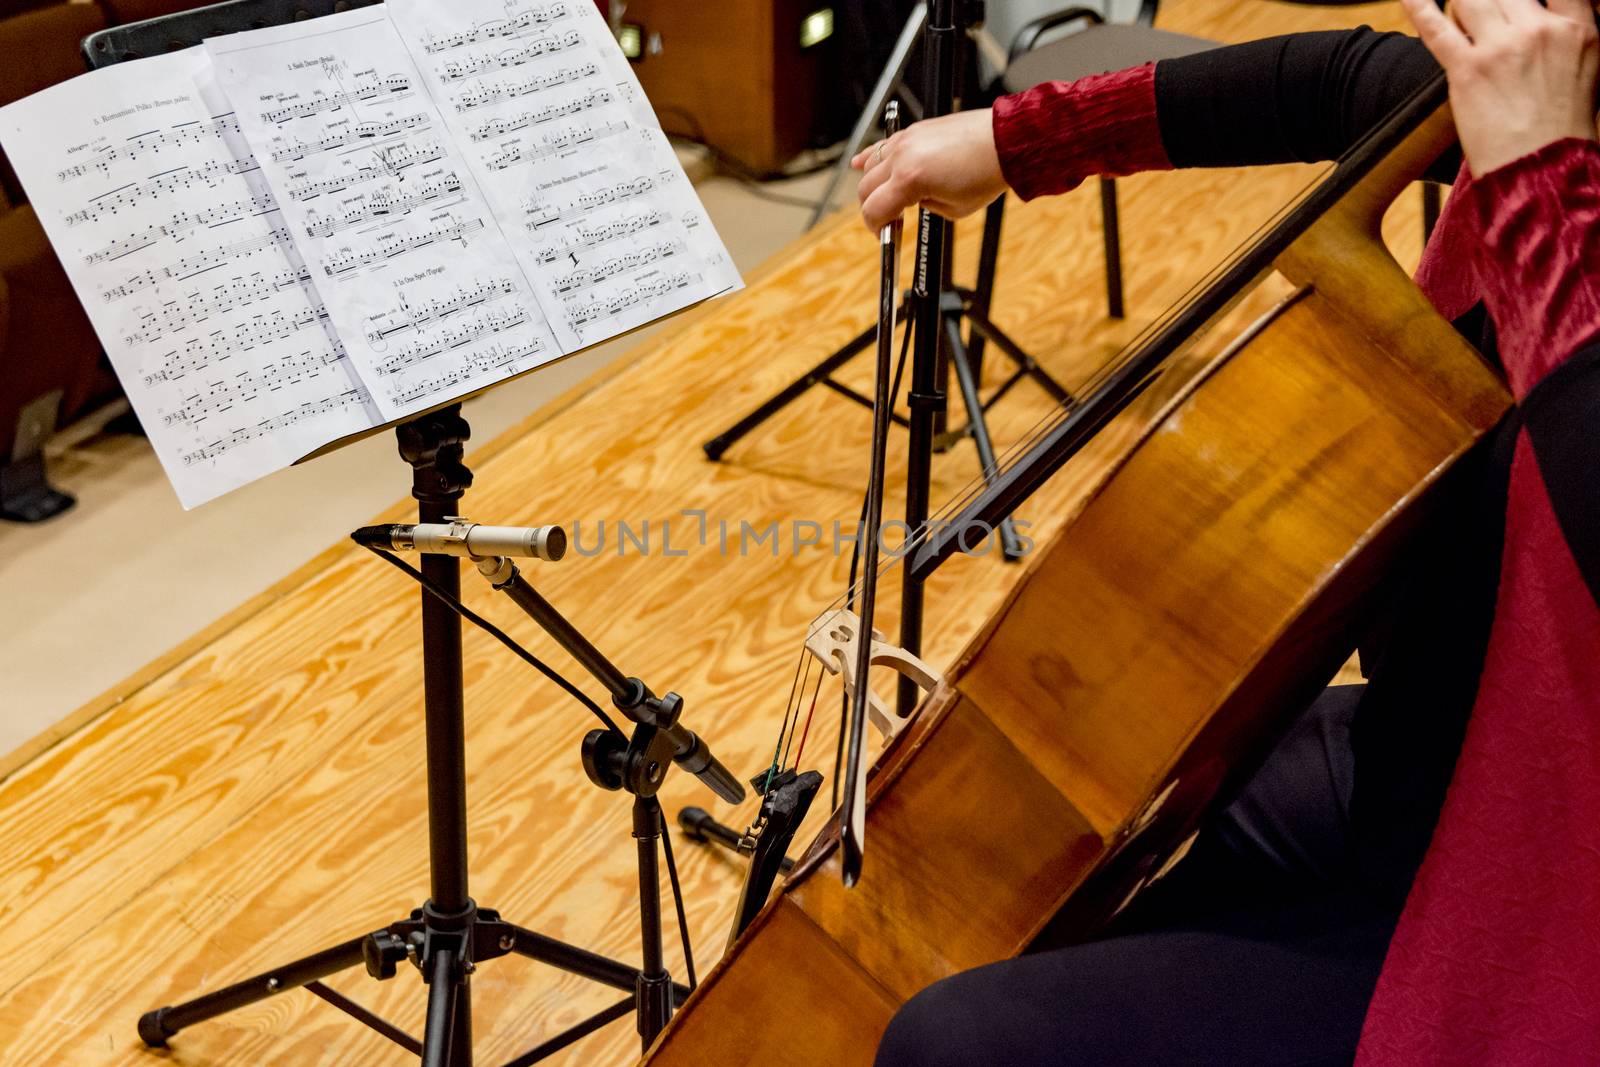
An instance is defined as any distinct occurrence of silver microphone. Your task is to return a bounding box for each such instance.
[353,520,567,561]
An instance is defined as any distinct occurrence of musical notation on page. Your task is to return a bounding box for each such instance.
[390,338,547,405]
[208,5,563,419]
[362,276,520,342]
[180,386,370,465]
[55,114,241,181]
[159,341,350,424]
[389,0,742,351]
[443,38,587,86]
[284,138,445,201]
[451,58,595,112]
[63,158,263,225]
[268,113,430,163]
[122,264,317,347]
[261,72,412,124]
[373,302,535,376]
[417,0,574,55]
[0,45,378,507]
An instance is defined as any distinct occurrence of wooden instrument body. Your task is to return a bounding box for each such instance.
[643,109,1509,1066]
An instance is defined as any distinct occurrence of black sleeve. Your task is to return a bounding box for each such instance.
[1154,28,1462,186]
[1522,341,1600,608]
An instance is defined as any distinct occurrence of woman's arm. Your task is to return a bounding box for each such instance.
[854,27,1455,230]
[1155,29,1455,181]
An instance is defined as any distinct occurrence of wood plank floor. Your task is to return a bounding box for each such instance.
[0,2,1424,1062]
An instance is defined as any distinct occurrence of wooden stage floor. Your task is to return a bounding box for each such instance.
[0,2,1421,1062]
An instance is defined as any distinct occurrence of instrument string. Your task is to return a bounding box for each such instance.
[761,640,811,795]
[778,653,815,773]
[790,665,826,771]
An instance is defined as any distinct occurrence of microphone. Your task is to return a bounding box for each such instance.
[665,723,746,804]
[353,520,567,561]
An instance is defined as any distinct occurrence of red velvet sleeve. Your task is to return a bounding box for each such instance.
[990,63,1172,202]
[1465,137,1600,397]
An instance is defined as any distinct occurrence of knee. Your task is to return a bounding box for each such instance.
[873,977,987,1067]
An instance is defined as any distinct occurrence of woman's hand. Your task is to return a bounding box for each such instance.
[851,109,1008,231]
[1403,0,1599,176]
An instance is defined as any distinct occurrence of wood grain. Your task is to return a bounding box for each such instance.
[0,2,1432,1063]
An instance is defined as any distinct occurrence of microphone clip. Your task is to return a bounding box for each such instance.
[581,681,682,800]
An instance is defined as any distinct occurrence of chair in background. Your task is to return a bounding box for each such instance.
[984,2,1217,322]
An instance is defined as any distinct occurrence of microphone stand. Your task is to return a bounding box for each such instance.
[137,404,741,1067]
[466,552,741,1053]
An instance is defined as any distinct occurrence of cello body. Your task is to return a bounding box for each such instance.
[642,105,1509,1065]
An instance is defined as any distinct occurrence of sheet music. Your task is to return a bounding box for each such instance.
[206,6,565,421]
[385,0,742,350]
[0,48,379,508]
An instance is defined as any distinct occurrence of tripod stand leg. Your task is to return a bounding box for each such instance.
[943,314,1024,561]
[965,194,1008,378]
[500,923,690,1001]
[701,321,875,460]
[137,936,367,1048]
[422,948,464,1067]
[1100,177,1126,320]
[958,300,1074,405]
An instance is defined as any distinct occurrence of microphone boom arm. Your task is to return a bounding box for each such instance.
[472,554,746,805]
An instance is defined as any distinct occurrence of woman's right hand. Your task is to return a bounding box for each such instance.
[851,109,1010,232]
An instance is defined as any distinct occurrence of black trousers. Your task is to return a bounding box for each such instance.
[874,686,1400,1067]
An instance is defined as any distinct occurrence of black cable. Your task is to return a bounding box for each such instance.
[362,545,625,737]
[660,807,697,991]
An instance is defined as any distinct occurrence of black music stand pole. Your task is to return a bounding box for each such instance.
[896,0,958,718]
[406,408,476,1064]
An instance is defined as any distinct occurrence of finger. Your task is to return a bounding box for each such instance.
[1451,0,1511,38]
[860,179,912,232]
[920,198,967,222]
[1403,0,1473,62]
[1495,0,1547,25]
[851,140,884,171]
[856,156,895,206]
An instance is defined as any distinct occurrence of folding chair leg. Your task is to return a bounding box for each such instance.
[1099,176,1125,320]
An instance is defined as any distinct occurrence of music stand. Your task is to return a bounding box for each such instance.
[83,5,740,1063]
[702,0,1070,565]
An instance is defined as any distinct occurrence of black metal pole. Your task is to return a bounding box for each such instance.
[397,406,475,1066]
[897,0,957,718]
[633,797,673,1052]
[399,410,473,913]
[488,564,631,700]
[422,949,459,1067]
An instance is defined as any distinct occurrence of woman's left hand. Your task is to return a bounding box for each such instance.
[1402,0,1599,176]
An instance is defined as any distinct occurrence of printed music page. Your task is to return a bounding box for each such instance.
[384,0,743,350]
[0,47,379,508]
[206,6,567,422]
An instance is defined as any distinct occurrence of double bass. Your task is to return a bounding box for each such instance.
[646,77,1509,1066]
